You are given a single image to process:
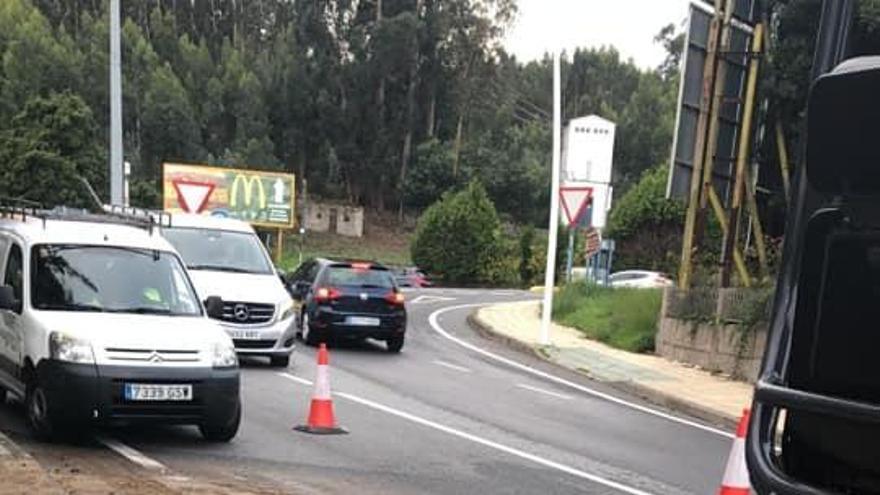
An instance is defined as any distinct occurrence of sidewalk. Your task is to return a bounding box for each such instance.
[471,300,753,429]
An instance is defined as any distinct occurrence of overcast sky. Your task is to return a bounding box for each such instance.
[503,0,693,70]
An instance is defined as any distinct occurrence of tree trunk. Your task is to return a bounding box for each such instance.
[399,0,423,220]
[426,90,436,138]
[452,114,464,177]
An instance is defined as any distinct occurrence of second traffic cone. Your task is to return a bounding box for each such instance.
[718,409,751,495]
[294,343,347,434]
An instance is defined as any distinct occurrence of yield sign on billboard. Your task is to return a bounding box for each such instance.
[172,180,215,213]
[559,186,593,228]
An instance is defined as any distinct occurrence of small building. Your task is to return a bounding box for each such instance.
[304,202,364,238]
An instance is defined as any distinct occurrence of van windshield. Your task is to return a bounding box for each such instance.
[162,227,273,275]
[31,245,201,316]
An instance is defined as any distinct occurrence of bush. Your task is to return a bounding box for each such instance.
[411,180,510,285]
[552,282,662,353]
[605,165,684,276]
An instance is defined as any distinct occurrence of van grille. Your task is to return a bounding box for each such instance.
[104,348,200,363]
[216,301,275,325]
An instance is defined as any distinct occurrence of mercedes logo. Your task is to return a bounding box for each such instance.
[233,303,250,322]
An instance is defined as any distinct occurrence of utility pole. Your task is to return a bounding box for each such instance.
[539,51,562,346]
[109,0,124,206]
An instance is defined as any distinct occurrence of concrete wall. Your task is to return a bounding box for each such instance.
[303,202,364,238]
[335,206,364,237]
[655,289,769,382]
[304,203,331,233]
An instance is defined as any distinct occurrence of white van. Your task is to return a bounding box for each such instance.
[160,214,296,367]
[0,207,241,442]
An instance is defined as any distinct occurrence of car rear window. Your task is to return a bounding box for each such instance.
[324,265,394,288]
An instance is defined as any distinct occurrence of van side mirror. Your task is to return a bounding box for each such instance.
[204,296,225,319]
[0,286,16,312]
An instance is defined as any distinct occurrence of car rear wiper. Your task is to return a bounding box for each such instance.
[357,284,389,289]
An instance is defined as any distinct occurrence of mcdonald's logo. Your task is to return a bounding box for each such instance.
[230,174,267,210]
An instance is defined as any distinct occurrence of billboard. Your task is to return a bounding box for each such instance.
[667,2,755,205]
[162,163,296,228]
[561,115,616,229]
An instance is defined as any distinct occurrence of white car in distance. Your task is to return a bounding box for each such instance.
[609,270,673,289]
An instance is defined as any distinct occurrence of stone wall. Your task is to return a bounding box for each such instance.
[655,287,770,382]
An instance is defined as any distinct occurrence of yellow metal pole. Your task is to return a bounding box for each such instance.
[708,188,751,287]
[721,23,764,286]
[275,228,284,265]
[678,0,726,290]
[743,171,769,278]
[775,121,792,204]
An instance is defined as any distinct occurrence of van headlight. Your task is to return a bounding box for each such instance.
[212,342,238,368]
[49,332,95,364]
[279,302,295,322]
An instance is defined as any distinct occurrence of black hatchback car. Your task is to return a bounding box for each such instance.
[285,259,407,352]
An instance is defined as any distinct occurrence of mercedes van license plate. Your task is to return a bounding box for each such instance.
[124,384,192,401]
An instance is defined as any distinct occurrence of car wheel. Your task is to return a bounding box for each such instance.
[26,382,57,442]
[0,387,7,405]
[270,355,290,368]
[386,334,405,353]
[200,402,241,443]
[301,313,319,346]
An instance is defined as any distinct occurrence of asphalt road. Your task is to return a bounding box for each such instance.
[0,288,732,494]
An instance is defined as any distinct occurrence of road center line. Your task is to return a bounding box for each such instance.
[428,303,734,439]
[276,373,654,495]
[432,360,472,373]
[516,383,573,400]
[98,436,167,471]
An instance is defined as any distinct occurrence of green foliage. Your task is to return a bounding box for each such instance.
[553,282,662,353]
[0,92,105,207]
[404,139,461,210]
[518,226,537,286]
[605,166,684,275]
[411,181,509,285]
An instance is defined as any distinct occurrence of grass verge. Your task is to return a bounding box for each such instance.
[552,282,662,353]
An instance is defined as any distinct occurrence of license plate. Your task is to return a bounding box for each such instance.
[230,330,261,340]
[124,384,192,402]
[347,316,381,326]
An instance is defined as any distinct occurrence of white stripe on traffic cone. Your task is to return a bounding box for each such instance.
[718,409,751,495]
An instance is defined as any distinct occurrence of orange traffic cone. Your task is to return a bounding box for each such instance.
[294,344,347,434]
[718,409,751,495]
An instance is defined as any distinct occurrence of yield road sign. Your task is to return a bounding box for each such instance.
[172,180,215,213]
[559,186,593,227]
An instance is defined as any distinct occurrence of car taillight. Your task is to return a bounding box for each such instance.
[315,287,341,303]
[385,292,405,305]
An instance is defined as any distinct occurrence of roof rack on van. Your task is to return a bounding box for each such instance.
[0,199,171,234]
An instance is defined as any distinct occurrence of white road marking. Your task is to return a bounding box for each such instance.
[98,436,167,471]
[516,383,573,401]
[410,295,456,304]
[276,373,654,495]
[428,304,735,439]
[432,360,472,373]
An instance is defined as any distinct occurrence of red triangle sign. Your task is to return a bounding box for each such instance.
[172,180,215,213]
[560,187,593,227]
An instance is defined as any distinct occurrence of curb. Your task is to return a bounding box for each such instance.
[467,308,739,432]
[0,429,29,459]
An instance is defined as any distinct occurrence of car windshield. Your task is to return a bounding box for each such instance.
[162,227,273,275]
[325,266,394,288]
[31,245,200,316]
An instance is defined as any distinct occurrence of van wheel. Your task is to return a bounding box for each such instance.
[200,403,241,443]
[26,383,57,442]
[270,355,290,368]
